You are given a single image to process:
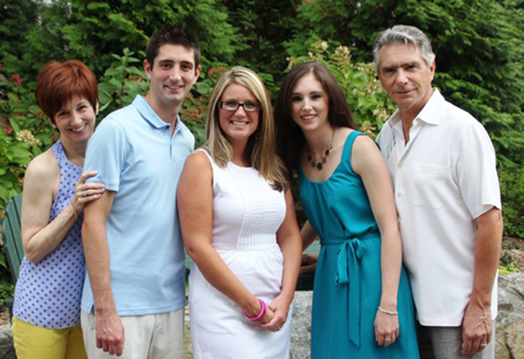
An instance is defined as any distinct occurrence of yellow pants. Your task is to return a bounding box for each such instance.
[12,316,87,359]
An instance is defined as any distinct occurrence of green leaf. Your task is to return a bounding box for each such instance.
[194,82,212,95]
[86,2,111,11]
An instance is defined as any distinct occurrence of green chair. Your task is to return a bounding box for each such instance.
[1,193,24,316]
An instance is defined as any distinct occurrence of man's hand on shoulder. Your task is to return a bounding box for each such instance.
[96,309,125,356]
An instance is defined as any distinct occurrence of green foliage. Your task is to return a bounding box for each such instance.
[499,158,524,239]
[0,275,14,305]
[98,48,150,119]
[0,0,39,75]
[0,66,55,210]
[8,0,246,81]
[222,0,301,81]
[499,250,519,274]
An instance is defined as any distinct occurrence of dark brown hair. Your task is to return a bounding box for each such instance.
[35,60,98,125]
[146,24,201,69]
[274,61,358,176]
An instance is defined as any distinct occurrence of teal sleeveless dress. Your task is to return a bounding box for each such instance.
[299,131,419,358]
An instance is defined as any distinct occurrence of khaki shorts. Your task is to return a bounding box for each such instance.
[81,308,184,359]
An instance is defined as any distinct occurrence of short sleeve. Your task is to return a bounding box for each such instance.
[84,118,128,191]
[456,122,501,219]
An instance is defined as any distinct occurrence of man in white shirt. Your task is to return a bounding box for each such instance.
[374,25,503,359]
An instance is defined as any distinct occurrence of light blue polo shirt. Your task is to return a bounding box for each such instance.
[81,95,194,316]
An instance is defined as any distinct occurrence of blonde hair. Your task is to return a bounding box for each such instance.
[204,66,287,191]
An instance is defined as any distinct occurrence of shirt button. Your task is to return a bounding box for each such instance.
[397,193,402,198]
[397,163,403,170]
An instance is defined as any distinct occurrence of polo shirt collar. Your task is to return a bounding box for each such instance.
[132,95,178,129]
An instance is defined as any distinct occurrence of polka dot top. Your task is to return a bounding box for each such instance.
[13,140,86,329]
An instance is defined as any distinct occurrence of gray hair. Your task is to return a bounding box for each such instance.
[373,25,436,72]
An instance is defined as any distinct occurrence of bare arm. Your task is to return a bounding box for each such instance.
[299,221,318,274]
[301,221,317,250]
[260,188,302,331]
[352,135,401,347]
[178,152,274,324]
[461,207,503,355]
[82,191,124,356]
[22,151,104,263]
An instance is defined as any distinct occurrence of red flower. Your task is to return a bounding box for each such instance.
[3,124,13,135]
[208,67,228,79]
[181,108,202,122]
[10,75,22,85]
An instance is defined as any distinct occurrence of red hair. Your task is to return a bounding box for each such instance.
[35,60,98,124]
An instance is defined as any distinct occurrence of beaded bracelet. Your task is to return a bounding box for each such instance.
[378,306,398,316]
[243,299,267,322]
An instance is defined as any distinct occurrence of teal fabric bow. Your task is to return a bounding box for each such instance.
[335,237,366,348]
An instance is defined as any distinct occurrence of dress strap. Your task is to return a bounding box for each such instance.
[51,139,82,171]
[194,148,217,170]
[194,148,211,160]
[51,140,66,169]
[194,148,221,186]
[338,130,364,176]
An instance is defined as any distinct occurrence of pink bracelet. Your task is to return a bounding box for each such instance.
[242,299,266,322]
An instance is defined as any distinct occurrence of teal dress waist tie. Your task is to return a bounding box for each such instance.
[323,230,380,349]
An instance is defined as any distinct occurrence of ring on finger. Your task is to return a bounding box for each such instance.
[384,337,391,343]
[480,343,487,347]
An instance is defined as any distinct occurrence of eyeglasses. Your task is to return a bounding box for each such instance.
[218,101,262,113]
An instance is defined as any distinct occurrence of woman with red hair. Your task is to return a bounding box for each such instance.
[12,60,105,359]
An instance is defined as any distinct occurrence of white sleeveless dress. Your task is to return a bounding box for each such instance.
[188,149,292,359]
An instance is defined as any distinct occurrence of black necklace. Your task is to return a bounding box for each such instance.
[306,129,336,171]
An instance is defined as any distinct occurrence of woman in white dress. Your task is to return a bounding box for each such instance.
[178,66,302,359]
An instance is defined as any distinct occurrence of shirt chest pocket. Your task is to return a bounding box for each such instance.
[407,163,450,209]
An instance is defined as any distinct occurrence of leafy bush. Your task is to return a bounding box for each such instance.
[0,65,55,210]
[97,48,150,119]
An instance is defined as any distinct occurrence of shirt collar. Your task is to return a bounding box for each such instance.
[416,88,444,125]
[389,88,444,127]
[132,95,179,129]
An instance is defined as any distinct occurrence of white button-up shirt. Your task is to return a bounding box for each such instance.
[377,89,501,326]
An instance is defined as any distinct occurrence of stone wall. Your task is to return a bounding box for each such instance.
[495,273,524,359]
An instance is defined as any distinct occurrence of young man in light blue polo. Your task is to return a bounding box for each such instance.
[81,24,201,359]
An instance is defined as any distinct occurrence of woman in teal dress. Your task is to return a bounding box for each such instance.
[274,61,419,358]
